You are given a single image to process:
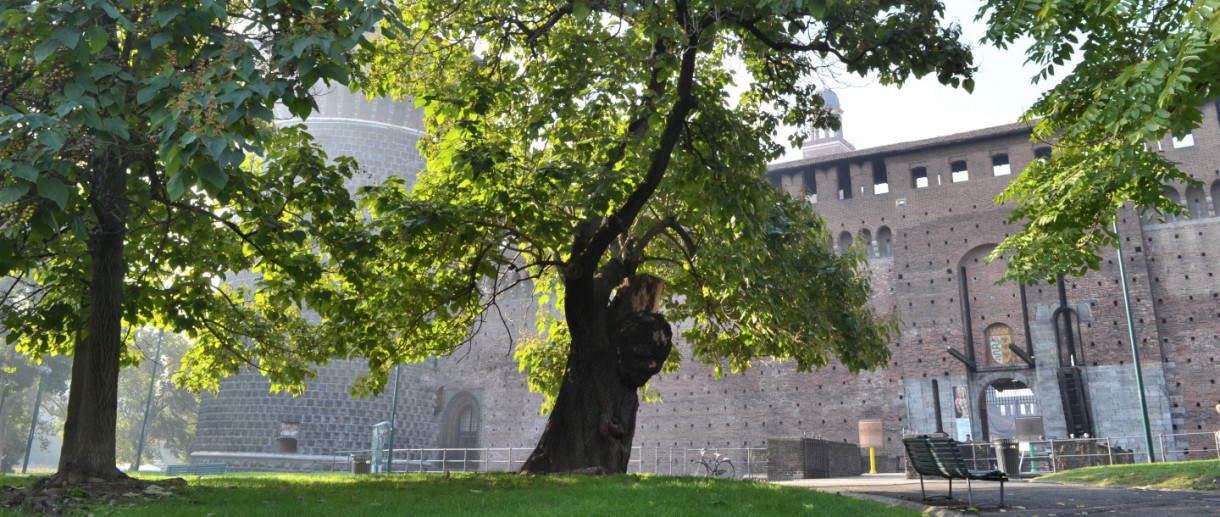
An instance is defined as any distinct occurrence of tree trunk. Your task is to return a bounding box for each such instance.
[53,163,128,484]
[521,275,671,474]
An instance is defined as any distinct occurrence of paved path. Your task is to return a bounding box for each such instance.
[776,473,1220,516]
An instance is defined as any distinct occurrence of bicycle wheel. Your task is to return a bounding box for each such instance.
[713,460,735,479]
[690,461,710,477]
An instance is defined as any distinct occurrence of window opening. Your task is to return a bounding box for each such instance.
[837,231,853,253]
[872,160,889,195]
[950,160,969,183]
[1173,132,1195,148]
[803,169,817,204]
[1186,185,1206,219]
[1034,147,1052,161]
[876,226,893,258]
[992,154,1010,176]
[837,165,851,199]
[911,167,928,189]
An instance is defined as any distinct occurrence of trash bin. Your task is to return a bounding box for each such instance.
[993,438,1020,477]
[351,454,371,475]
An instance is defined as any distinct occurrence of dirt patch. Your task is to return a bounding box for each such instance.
[3,476,187,515]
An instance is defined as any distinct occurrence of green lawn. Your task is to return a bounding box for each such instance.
[1036,459,1220,491]
[0,472,920,516]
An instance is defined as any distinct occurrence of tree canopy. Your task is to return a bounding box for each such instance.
[981,0,1220,281]
[0,0,383,481]
[331,0,973,472]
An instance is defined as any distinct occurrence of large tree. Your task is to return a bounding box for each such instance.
[0,1,383,484]
[329,0,975,473]
[980,0,1220,280]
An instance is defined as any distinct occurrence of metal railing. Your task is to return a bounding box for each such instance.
[337,446,768,478]
[954,430,1220,475]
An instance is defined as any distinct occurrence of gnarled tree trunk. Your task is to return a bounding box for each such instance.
[521,274,671,474]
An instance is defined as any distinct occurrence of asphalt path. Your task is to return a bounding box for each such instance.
[776,473,1220,516]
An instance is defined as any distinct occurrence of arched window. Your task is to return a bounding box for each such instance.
[837,231,853,253]
[1186,185,1208,220]
[442,393,481,449]
[984,324,1015,366]
[1162,186,1182,222]
[876,226,893,258]
[857,229,874,257]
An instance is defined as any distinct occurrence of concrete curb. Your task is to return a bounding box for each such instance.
[823,490,967,516]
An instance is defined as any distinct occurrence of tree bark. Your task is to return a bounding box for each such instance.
[53,162,128,484]
[521,275,671,474]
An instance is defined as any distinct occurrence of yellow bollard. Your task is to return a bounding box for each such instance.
[869,447,877,474]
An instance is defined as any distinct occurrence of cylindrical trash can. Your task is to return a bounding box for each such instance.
[351,454,371,475]
[993,439,1020,477]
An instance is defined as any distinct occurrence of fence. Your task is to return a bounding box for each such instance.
[955,430,1220,475]
[338,446,768,479]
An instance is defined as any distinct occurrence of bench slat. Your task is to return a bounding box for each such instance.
[165,463,226,476]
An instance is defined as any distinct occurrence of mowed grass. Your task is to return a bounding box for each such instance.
[0,472,920,516]
[1037,459,1220,491]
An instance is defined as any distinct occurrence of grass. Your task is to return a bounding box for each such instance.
[1036,459,1220,491]
[0,472,921,516]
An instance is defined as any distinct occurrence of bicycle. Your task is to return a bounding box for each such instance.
[690,448,735,478]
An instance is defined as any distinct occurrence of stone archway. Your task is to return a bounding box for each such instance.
[970,372,1036,442]
[441,391,481,449]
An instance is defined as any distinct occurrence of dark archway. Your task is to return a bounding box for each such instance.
[978,378,1037,441]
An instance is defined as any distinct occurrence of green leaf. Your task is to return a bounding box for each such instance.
[37,130,65,151]
[572,0,592,21]
[166,172,189,201]
[0,183,30,205]
[10,163,37,182]
[36,177,69,210]
[32,39,60,64]
[52,27,81,49]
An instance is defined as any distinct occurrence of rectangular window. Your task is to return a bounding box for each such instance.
[803,170,817,204]
[911,167,928,189]
[992,154,1010,176]
[951,160,969,183]
[872,160,889,195]
[837,165,851,199]
[1173,132,1195,148]
[1034,147,1052,160]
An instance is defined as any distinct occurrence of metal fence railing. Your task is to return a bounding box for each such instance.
[335,446,768,479]
[953,430,1219,475]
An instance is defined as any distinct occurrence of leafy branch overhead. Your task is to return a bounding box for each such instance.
[339,0,974,411]
[981,0,1220,282]
[0,0,384,481]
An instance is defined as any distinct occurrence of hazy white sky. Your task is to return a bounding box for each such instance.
[775,0,1065,161]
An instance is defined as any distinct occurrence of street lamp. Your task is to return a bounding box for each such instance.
[21,366,51,474]
[1113,220,1155,462]
[134,329,166,472]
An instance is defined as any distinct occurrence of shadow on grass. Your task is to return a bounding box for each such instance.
[1,472,921,516]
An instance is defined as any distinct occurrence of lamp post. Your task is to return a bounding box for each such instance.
[21,367,50,474]
[134,329,166,472]
[385,364,401,474]
[1113,220,1155,462]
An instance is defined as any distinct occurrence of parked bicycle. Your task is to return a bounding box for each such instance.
[690,448,735,478]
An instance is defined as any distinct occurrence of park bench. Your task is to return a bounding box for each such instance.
[902,435,1006,506]
[165,463,227,477]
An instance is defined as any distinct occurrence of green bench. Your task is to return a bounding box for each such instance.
[902,435,1006,507]
[165,463,227,477]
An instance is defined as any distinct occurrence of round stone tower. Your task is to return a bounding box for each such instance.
[190,85,438,472]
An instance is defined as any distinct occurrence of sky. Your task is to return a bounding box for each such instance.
[774,0,1066,162]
